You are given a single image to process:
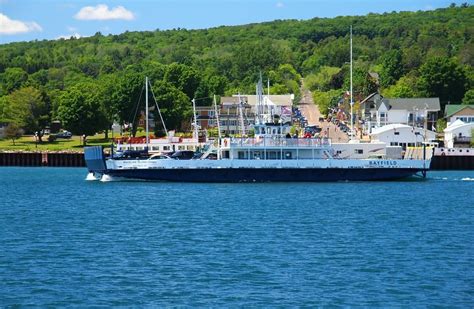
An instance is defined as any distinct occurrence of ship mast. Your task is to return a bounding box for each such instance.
[145,76,149,148]
[237,93,246,136]
[350,25,354,140]
[192,98,198,140]
[213,95,222,159]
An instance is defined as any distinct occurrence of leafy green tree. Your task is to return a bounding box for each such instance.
[383,75,419,98]
[418,57,467,106]
[4,123,23,145]
[164,63,200,98]
[462,89,474,105]
[1,67,28,94]
[110,71,144,127]
[5,87,50,138]
[344,68,378,98]
[380,50,403,87]
[305,66,340,91]
[151,80,192,133]
[57,82,108,144]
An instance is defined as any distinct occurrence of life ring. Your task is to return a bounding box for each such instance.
[224,139,228,147]
[440,152,446,156]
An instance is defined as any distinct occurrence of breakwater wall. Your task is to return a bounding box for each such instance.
[0,152,85,167]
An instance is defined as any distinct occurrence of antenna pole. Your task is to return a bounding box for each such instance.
[350,25,354,140]
[145,76,149,147]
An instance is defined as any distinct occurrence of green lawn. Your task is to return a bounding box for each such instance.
[0,134,113,152]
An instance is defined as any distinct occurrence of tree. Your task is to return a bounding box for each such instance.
[380,50,403,87]
[1,67,28,94]
[4,123,23,145]
[110,71,144,127]
[418,57,467,107]
[305,66,340,91]
[383,75,419,98]
[462,89,474,105]
[151,80,192,133]
[164,63,200,99]
[344,68,378,99]
[57,82,108,144]
[5,87,50,139]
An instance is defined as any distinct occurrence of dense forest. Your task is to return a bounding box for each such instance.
[0,4,473,138]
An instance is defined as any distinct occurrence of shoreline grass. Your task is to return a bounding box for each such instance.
[0,134,112,152]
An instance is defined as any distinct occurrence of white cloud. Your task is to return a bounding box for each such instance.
[0,13,42,35]
[67,26,77,32]
[276,2,284,8]
[56,33,83,40]
[74,4,134,21]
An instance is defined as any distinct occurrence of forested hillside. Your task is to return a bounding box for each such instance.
[0,4,472,137]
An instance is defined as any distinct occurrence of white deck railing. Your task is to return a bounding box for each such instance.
[229,137,331,148]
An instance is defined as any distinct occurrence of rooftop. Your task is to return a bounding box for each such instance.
[444,104,474,118]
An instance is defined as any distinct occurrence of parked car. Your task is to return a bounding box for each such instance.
[55,131,72,139]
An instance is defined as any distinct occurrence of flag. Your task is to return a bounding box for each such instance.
[281,106,291,115]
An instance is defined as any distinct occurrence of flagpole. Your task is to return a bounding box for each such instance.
[350,25,354,141]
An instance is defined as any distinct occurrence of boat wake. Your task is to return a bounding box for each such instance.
[100,174,118,182]
[85,173,99,181]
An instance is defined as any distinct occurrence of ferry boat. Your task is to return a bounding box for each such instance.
[84,85,429,182]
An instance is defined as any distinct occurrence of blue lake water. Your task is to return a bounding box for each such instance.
[0,167,473,306]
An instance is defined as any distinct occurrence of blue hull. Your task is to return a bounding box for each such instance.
[105,168,425,182]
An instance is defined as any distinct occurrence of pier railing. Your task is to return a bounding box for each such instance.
[229,137,331,148]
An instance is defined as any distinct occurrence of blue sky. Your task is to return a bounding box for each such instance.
[0,0,469,44]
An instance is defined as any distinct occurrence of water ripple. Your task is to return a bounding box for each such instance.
[0,168,473,306]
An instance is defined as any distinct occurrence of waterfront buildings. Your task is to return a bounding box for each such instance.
[444,120,474,148]
[196,94,294,135]
[444,104,474,125]
[359,93,440,134]
[369,123,436,150]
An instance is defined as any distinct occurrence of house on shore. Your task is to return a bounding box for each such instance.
[444,104,474,126]
[370,123,436,150]
[444,119,474,148]
[360,93,440,134]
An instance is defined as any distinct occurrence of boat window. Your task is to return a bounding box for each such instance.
[284,152,292,159]
[394,132,400,135]
[163,146,170,151]
[354,149,363,154]
[238,151,247,159]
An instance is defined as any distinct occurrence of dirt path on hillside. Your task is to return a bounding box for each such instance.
[299,80,349,142]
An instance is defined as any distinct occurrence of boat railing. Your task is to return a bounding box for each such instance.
[229,137,331,148]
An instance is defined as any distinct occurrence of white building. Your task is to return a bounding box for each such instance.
[370,124,436,149]
[444,104,474,126]
[360,94,440,134]
[444,120,474,148]
[218,94,294,135]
